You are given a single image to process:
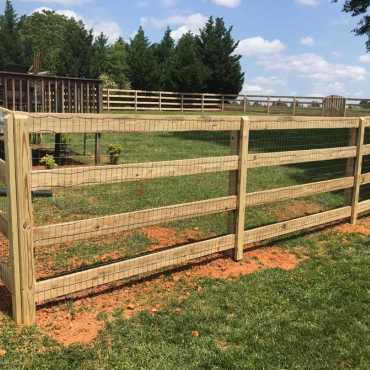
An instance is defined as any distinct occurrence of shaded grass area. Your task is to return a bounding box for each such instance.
[1,230,369,369]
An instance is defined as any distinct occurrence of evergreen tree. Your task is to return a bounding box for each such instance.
[106,38,130,88]
[173,32,208,92]
[153,28,176,91]
[197,17,244,94]
[91,33,109,77]
[0,0,24,71]
[127,26,157,90]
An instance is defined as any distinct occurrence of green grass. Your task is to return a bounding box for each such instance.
[0,230,369,369]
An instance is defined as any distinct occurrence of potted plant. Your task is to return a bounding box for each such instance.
[107,144,123,165]
[40,154,57,169]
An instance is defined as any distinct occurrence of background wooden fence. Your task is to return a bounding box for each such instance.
[0,111,370,325]
[103,89,370,116]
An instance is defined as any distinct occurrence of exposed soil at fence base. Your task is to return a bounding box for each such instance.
[36,244,302,347]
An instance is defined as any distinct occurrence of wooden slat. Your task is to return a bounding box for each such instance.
[361,172,370,185]
[26,114,241,133]
[0,263,12,292]
[248,146,357,168]
[358,199,370,214]
[31,155,239,189]
[245,206,352,244]
[246,176,354,206]
[33,196,237,247]
[35,234,235,303]
[0,159,6,183]
[234,117,249,261]
[351,118,365,224]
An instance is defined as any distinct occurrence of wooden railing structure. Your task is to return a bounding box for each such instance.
[0,111,370,325]
[103,89,370,116]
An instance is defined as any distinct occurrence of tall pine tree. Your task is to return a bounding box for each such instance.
[153,28,176,91]
[197,17,244,94]
[173,32,208,92]
[0,0,24,71]
[127,26,157,90]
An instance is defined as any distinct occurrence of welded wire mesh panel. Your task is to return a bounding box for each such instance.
[30,114,369,304]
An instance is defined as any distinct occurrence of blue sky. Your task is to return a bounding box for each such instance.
[9,0,370,97]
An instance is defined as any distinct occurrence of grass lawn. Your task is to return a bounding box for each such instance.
[0,227,369,369]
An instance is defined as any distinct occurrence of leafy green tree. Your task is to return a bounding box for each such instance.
[127,26,157,89]
[19,10,94,77]
[173,32,208,92]
[197,17,244,94]
[153,28,176,91]
[0,0,25,70]
[106,38,130,88]
[91,33,109,77]
[334,0,370,50]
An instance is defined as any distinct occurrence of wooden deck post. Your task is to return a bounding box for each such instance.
[7,113,36,325]
[234,117,250,261]
[351,118,365,225]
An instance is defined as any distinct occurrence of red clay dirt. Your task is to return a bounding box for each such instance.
[35,241,302,347]
[333,216,370,236]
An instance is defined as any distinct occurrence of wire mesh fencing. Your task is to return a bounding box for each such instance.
[2,112,370,325]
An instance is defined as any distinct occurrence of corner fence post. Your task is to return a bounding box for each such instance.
[11,113,36,325]
[234,117,250,261]
[4,113,22,324]
[351,117,366,225]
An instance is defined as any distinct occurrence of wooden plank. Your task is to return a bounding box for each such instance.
[0,263,12,292]
[4,113,23,324]
[31,155,239,189]
[248,146,357,168]
[246,176,354,206]
[358,199,370,214]
[351,118,365,224]
[26,115,241,133]
[245,206,352,244]
[234,117,249,261]
[33,196,237,247]
[13,114,36,325]
[35,234,235,303]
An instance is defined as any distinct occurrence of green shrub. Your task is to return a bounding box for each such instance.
[40,154,57,169]
[107,144,123,165]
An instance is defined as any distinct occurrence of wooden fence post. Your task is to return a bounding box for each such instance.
[159,92,162,112]
[201,94,205,112]
[135,90,138,112]
[293,97,297,116]
[10,113,36,325]
[221,96,225,112]
[4,113,23,325]
[234,117,250,261]
[351,117,365,225]
[267,97,271,114]
[107,89,110,112]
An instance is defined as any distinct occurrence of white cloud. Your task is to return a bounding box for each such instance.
[141,13,208,41]
[242,76,286,95]
[32,7,122,43]
[300,36,315,46]
[211,0,241,8]
[359,54,370,64]
[295,0,320,7]
[259,53,367,83]
[236,36,285,57]
[161,0,177,7]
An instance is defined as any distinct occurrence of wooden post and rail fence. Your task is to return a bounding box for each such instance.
[0,111,370,325]
[103,89,369,116]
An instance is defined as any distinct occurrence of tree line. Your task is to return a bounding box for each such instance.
[0,0,244,94]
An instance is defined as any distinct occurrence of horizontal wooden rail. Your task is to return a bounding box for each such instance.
[0,262,12,292]
[248,146,357,168]
[33,196,237,247]
[245,206,352,244]
[0,159,6,183]
[34,176,353,247]
[35,234,235,303]
[26,114,241,133]
[31,156,239,189]
[246,176,354,206]
[358,199,370,214]
[24,114,367,133]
